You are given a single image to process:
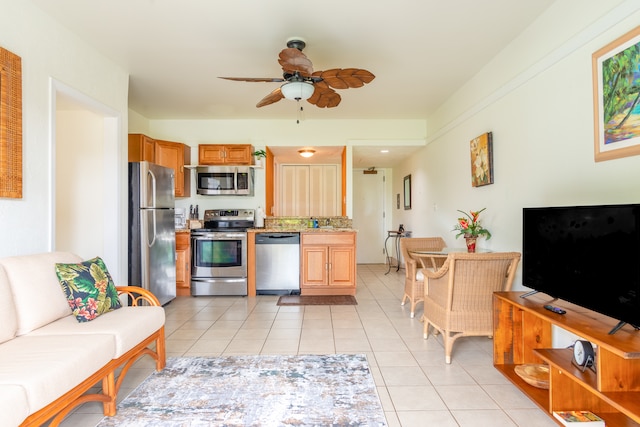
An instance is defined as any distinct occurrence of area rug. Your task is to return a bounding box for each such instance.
[96,354,385,426]
[276,295,358,306]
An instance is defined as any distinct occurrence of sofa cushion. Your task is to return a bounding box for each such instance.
[0,252,81,336]
[30,306,165,358]
[0,265,18,344]
[0,334,115,414]
[55,257,122,322]
[0,384,29,427]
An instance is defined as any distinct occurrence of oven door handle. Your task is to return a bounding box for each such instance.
[192,233,246,240]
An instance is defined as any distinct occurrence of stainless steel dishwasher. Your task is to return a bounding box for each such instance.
[255,232,300,294]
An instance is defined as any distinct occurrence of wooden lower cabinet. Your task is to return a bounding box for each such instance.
[301,232,356,296]
[493,291,640,426]
[176,231,191,296]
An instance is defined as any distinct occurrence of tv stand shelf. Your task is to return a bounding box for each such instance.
[493,291,640,426]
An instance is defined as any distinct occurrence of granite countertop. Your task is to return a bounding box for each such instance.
[176,228,356,233]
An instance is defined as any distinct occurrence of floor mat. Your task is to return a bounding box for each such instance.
[277,295,358,306]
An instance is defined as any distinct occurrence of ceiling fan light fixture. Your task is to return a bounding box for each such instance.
[281,81,315,101]
[298,149,315,158]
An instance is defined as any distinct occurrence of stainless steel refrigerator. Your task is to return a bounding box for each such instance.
[128,161,176,306]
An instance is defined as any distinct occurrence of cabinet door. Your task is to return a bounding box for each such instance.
[198,144,226,165]
[156,140,185,197]
[281,165,339,216]
[175,232,191,296]
[198,144,253,165]
[321,165,339,216]
[329,245,355,287]
[226,145,252,164]
[128,134,155,162]
[309,165,339,216]
[301,245,328,286]
[280,165,310,216]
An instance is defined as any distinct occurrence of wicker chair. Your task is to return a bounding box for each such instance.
[422,251,521,363]
[399,237,446,318]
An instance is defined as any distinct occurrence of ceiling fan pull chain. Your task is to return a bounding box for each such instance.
[296,101,305,124]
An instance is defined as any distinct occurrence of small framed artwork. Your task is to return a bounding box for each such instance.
[470,132,493,187]
[396,193,400,209]
[592,26,640,162]
[403,175,411,210]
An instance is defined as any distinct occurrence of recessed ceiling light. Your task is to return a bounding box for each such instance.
[380,150,389,153]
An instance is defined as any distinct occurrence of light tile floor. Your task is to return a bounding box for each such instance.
[55,264,557,427]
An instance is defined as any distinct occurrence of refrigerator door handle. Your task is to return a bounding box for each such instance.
[149,210,157,247]
[147,168,157,208]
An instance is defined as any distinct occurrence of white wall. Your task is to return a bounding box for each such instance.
[0,1,129,276]
[141,119,426,215]
[56,109,105,255]
[393,0,640,291]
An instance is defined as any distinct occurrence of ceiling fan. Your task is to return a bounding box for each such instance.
[219,37,375,109]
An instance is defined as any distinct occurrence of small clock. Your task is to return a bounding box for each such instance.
[572,340,595,371]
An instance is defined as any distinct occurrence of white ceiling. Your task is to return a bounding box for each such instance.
[33,0,556,167]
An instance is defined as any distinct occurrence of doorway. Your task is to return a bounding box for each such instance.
[352,169,386,264]
[52,80,122,281]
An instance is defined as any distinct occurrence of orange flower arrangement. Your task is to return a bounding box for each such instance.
[453,208,492,239]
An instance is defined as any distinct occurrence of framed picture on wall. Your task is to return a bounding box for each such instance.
[470,132,493,187]
[403,175,411,210]
[593,26,640,162]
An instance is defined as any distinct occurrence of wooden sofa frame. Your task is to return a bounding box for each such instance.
[20,287,166,427]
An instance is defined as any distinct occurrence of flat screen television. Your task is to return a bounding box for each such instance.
[522,203,640,334]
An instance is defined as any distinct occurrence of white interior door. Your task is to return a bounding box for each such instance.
[352,169,385,264]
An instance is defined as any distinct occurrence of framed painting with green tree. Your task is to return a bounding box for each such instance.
[592,26,640,162]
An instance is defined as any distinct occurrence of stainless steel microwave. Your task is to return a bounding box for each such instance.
[196,166,254,196]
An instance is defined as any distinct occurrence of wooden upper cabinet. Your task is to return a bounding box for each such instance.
[199,144,253,165]
[280,165,339,216]
[156,139,191,198]
[128,134,155,162]
[128,134,191,198]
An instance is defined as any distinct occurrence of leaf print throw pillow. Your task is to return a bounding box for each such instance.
[55,257,122,322]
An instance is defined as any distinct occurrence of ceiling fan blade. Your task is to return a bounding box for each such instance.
[278,48,314,77]
[256,87,285,108]
[307,84,341,108]
[219,77,285,82]
[313,68,375,89]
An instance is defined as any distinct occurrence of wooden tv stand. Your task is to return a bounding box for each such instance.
[493,291,640,426]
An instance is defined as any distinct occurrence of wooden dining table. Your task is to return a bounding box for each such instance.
[409,248,492,269]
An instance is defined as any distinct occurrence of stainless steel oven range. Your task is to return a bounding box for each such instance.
[190,209,254,296]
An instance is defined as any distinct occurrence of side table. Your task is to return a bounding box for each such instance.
[384,230,405,274]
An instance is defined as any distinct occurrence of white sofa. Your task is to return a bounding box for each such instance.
[0,252,166,427]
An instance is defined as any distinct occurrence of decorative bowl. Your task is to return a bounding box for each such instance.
[514,364,550,389]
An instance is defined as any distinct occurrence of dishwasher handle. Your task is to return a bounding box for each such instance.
[255,233,300,244]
